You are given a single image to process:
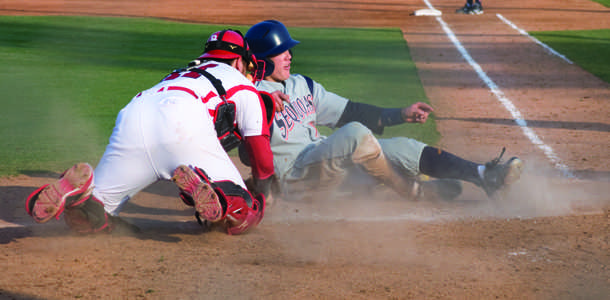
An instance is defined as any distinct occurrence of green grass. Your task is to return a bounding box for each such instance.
[0,16,231,176]
[531,29,610,83]
[0,16,434,176]
[288,27,435,141]
[591,0,610,7]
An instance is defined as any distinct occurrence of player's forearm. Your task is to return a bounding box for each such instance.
[337,101,406,134]
[379,108,405,127]
[336,101,384,133]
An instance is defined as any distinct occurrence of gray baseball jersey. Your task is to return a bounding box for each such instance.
[256,74,348,176]
[256,74,426,194]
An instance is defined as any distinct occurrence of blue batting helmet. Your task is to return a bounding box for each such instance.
[245,20,299,77]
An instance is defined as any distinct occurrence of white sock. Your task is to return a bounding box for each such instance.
[477,165,486,180]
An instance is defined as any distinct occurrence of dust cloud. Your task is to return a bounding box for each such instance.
[263,156,609,261]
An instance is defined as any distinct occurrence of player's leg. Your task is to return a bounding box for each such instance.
[24,161,141,234]
[419,146,523,197]
[171,165,265,235]
[283,121,418,200]
[59,96,161,233]
[88,97,161,232]
[166,122,263,233]
[63,194,140,234]
[87,141,156,233]
[171,165,225,223]
[379,138,522,198]
[170,151,265,234]
[379,138,463,201]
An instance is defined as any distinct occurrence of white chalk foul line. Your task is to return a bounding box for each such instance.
[0,221,25,228]
[421,0,575,178]
[270,213,442,223]
[496,13,573,64]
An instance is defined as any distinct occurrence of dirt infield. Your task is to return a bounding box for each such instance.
[1,0,609,299]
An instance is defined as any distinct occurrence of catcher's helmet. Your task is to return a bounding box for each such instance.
[199,29,263,81]
[200,29,252,60]
[245,20,299,77]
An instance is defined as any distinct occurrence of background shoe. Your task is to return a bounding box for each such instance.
[470,3,484,15]
[455,4,472,14]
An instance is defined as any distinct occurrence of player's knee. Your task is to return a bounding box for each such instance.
[342,121,378,150]
[350,125,382,163]
[344,121,373,139]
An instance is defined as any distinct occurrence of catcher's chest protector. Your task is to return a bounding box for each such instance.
[188,68,243,152]
[167,67,243,152]
[213,101,242,151]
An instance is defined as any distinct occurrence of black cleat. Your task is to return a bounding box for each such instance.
[456,3,483,15]
[480,148,523,197]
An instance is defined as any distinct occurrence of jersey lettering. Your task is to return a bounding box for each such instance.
[274,94,315,139]
[202,91,216,104]
[183,71,201,79]
[162,73,180,81]
[161,64,218,82]
[274,116,289,138]
[284,105,299,122]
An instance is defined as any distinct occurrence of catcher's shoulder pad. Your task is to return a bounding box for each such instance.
[259,91,276,128]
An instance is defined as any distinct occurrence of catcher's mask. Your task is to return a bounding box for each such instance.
[245,20,300,77]
[200,29,264,82]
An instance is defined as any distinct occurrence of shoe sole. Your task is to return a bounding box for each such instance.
[419,179,463,201]
[26,163,94,223]
[503,157,524,186]
[414,174,463,201]
[172,165,223,223]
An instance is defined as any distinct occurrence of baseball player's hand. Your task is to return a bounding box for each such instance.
[270,90,289,112]
[402,102,433,123]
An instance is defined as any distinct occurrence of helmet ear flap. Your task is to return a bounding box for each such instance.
[259,49,291,78]
[263,57,275,77]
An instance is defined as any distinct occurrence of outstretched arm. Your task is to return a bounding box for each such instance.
[336,101,434,134]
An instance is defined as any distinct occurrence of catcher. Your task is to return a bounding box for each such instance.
[244,20,523,202]
[26,29,274,235]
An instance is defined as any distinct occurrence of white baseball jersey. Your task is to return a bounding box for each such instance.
[93,62,267,215]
